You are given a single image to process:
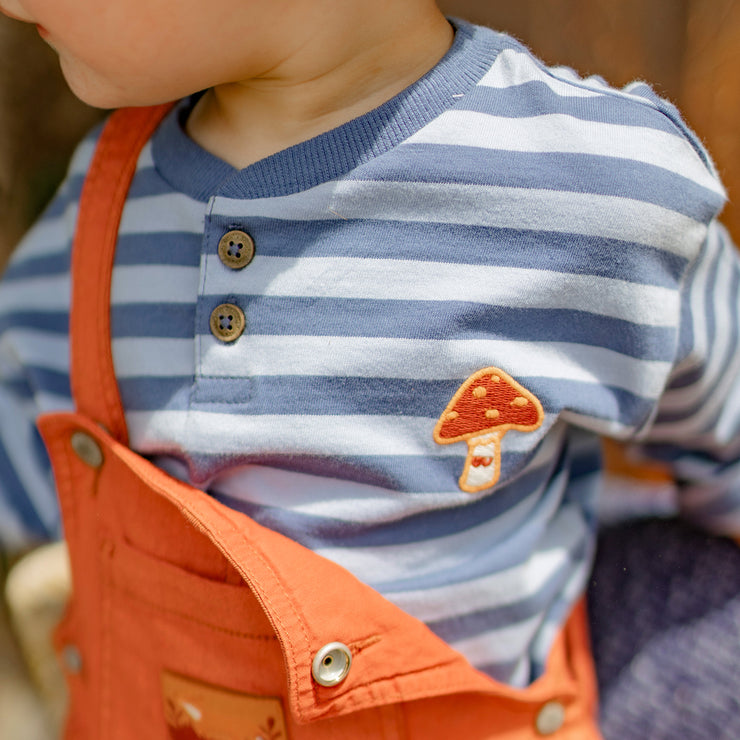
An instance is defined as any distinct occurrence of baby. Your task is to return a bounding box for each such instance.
[1,0,738,737]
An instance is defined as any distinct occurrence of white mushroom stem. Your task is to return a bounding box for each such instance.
[459,431,503,493]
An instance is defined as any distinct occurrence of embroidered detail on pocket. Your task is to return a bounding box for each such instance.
[162,671,287,740]
[434,367,544,493]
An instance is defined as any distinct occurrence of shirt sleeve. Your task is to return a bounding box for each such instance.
[0,135,94,552]
[627,217,740,536]
[566,79,740,536]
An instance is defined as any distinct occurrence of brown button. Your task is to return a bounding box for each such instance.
[209,303,245,342]
[218,230,255,269]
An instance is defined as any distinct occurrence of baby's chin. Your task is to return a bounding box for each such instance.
[58,56,186,110]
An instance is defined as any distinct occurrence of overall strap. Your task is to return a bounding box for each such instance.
[70,103,174,444]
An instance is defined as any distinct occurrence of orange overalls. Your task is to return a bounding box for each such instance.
[36,105,602,740]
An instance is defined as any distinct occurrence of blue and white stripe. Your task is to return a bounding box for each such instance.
[1,19,738,686]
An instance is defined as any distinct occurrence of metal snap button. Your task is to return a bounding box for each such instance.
[535,700,566,735]
[61,644,83,674]
[70,431,103,468]
[209,303,246,342]
[218,230,255,270]
[311,642,352,687]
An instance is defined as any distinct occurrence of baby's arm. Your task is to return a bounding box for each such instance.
[0,136,92,552]
[624,216,740,539]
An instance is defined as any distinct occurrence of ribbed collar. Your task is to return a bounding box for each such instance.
[151,19,504,202]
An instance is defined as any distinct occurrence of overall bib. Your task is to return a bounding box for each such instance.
[36,105,602,740]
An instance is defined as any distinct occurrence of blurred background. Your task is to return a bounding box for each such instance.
[1,1,738,738]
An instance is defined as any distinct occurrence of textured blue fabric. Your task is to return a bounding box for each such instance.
[589,518,740,738]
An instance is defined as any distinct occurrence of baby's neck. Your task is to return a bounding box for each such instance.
[186,2,453,170]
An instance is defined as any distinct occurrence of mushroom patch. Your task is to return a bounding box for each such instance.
[434,367,544,493]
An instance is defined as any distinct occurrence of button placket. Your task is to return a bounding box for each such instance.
[207,227,255,344]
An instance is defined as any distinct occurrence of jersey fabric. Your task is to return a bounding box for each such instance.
[1,19,738,687]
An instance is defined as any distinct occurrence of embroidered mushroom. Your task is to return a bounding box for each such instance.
[433,367,544,493]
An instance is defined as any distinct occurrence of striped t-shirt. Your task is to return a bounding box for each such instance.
[2,19,739,686]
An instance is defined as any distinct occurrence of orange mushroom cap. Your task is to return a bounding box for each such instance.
[433,367,544,444]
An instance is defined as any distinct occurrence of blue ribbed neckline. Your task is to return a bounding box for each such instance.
[151,19,504,201]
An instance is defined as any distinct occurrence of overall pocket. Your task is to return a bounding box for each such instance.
[99,537,287,740]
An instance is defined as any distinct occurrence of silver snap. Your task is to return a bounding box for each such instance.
[311,642,352,687]
[61,644,83,674]
[209,302,246,343]
[535,700,566,735]
[218,229,255,270]
[70,431,103,468]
